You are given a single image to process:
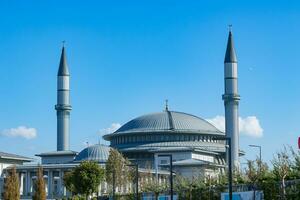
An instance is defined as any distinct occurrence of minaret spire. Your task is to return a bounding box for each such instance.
[224,27,237,63]
[223,28,240,169]
[58,42,69,76]
[55,44,72,151]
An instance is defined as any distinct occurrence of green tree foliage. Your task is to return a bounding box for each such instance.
[142,179,168,200]
[172,147,300,200]
[290,147,300,179]
[63,161,105,199]
[244,158,278,199]
[3,166,20,200]
[105,148,131,193]
[245,158,268,186]
[32,166,46,200]
[174,175,192,200]
[174,175,223,200]
[63,171,77,195]
[139,165,168,200]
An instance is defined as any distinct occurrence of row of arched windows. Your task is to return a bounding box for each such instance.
[111,133,223,145]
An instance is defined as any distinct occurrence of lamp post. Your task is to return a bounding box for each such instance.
[127,164,139,200]
[213,136,232,200]
[158,154,173,200]
[249,145,262,172]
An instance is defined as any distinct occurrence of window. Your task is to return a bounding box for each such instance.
[150,135,154,141]
[166,135,169,141]
[160,160,168,165]
[193,135,196,141]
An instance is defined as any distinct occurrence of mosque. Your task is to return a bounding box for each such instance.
[0,30,240,199]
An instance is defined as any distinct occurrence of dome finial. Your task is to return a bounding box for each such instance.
[165,99,169,111]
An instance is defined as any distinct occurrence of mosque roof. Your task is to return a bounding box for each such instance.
[117,141,226,153]
[0,151,32,161]
[104,110,223,139]
[172,159,225,168]
[74,144,111,163]
[36,150,78,157]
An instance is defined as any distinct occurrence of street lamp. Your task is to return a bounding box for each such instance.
[127,164,139,200]
[249,145,262,172]
[213,136,232,200]
[158,154,173,200]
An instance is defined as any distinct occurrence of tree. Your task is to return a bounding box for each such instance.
[139,164,168,200]
[32,166,46,200]
[174,175,192,200]
[3,166,20,200]
[142,179,168,200]
[244,158,269,200]
[63,161,105,199]
[63,171,77,195]
[272,147,291,199]
[174,175,206,200]
[290,147,300,179]
[105,148,131,195]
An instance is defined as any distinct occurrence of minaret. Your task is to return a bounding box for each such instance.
[55,45,72,151]
[222,29,240,168]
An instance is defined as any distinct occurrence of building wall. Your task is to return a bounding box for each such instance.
[1,163,168,199]
[0,159,29,198]
[155,152,192,166]
[41,156,75,164]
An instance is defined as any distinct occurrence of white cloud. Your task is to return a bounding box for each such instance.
[206,115,226,133]
[97,123,121,136]
[1,126,37,139]
[206,115,263,138]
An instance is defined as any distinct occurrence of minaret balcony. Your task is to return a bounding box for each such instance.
[222,94,240,101]
[55,104,72,110]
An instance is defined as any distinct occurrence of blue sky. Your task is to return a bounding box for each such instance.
[0,0,300,164]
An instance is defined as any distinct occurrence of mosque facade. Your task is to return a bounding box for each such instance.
[0,30,240,199]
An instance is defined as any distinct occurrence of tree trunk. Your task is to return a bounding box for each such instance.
[282,178,286,199]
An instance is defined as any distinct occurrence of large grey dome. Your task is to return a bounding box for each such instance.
[74,144,111,163]
[111,111,222,135]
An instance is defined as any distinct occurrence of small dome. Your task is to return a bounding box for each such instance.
[109,111,222,135]
[74,144,111,163]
